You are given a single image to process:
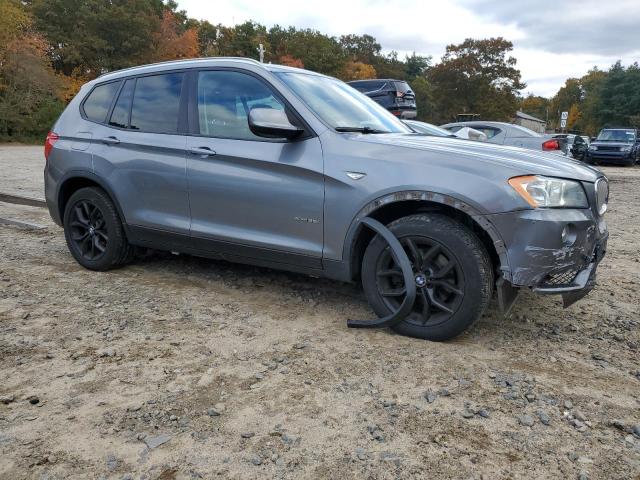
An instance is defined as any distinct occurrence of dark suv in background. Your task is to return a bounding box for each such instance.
[347,79,417,118]
[586,128,639,166]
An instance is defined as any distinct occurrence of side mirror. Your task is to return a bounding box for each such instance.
[248,108,303,139]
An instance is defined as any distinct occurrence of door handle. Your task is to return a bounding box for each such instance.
[189,147,216,157]
[101,136,120,145]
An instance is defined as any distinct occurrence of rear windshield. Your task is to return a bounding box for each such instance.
[507,124,541,137]
[393,81,412,93]
[348,80,385,93]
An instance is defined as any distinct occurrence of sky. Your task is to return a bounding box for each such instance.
[176,0,640,97]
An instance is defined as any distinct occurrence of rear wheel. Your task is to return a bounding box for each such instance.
[361,214,493,341]
[63,187,132,270]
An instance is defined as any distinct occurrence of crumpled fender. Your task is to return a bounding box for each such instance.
[347,217,416,329]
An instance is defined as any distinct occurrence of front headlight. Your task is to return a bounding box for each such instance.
[620,146,632,152]
[588,145,597,151]
[508,175,588,208]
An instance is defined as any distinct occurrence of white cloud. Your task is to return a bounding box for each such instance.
[176,0,638,97]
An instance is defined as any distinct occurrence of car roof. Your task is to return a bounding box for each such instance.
[347,79,403,83]
[95,57,325,83]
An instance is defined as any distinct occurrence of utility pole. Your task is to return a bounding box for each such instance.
[257,43,265,63]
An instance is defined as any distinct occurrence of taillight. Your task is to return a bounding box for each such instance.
[44,131,59,161]
[542,139,560,151]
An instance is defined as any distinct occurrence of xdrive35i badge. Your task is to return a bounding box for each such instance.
[294,216,320,224]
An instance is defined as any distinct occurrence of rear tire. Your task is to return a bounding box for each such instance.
[361,214,493,341]
[63,187,132,271]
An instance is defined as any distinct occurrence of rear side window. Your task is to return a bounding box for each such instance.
[83,81,121,123]
[130,73,184,133]
[109,79,135,128]
[475,127,501,139]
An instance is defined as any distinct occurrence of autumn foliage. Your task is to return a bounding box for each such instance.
[2,0,635,141]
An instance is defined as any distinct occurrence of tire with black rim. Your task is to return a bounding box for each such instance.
[63,187,132,271]
[361,214,493,341]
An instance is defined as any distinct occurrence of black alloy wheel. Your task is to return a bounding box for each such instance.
[69,200,109,261]
[63,187,133,271]
[361,214,493,341]
[375,235,465,327]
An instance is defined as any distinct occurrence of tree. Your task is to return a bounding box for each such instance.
[153,10,199,61]
[549,78,582,129]
[519,95,549,124]
[30,0,165,76]
[404,52,431,80]
[0,1,64,140]
[372,51,406,80]
[339,34,381,65]
[566,103,581,130]
[427,37,525,123]
[411,76,433,122]
[596,61,640,128]
[340,61,376,81]
[277,54,304,68]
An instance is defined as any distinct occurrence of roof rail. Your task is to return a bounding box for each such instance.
[98,56,263,78]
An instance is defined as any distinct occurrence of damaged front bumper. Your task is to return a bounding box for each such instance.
[486,206,608,311]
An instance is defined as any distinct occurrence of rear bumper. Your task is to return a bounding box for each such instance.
[388,106,417,119]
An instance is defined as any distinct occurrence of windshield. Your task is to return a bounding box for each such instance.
[275,72,411,134]
[596,129,636,142]
[405,121,452,136]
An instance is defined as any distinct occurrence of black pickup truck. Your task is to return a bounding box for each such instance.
[586,128,640,166]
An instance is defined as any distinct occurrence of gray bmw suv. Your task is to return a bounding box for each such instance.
[44,57,609,341]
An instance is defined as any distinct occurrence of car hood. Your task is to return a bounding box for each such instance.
[590,141,632,148]
[354,133,602,182]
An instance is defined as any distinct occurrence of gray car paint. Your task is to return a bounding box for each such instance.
[45,57,608,301]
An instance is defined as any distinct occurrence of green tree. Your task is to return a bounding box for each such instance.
[427,37,525,123]
[404,52,431,80]
[596,61,640,128]
[30,0,165,76]
[519,95,549,124]
[339,34,381,65]
[549,78,582,129]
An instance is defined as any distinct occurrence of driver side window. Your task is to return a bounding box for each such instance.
[197,70,285,140]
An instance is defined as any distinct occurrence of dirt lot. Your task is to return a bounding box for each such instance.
[0,146,639,479]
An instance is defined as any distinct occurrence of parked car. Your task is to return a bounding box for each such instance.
[347,79,417,119]
[441,121,568,155]
[44,58,609,342]
[552,134,589,161]
[586,128,640,166]
[404,120,487,141]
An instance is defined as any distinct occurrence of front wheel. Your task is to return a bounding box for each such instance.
[361,214,493,341]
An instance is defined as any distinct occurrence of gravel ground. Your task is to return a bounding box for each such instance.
[0,147,639,480]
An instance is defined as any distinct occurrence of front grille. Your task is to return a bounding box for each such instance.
[595,177,609,216]
[541,269,578,288]
[596,146,620,151]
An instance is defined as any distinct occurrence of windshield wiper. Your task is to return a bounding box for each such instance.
[335,126,388,134]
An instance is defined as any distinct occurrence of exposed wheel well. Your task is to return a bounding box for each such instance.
[349,200,501,281]
[58,177,103,220]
